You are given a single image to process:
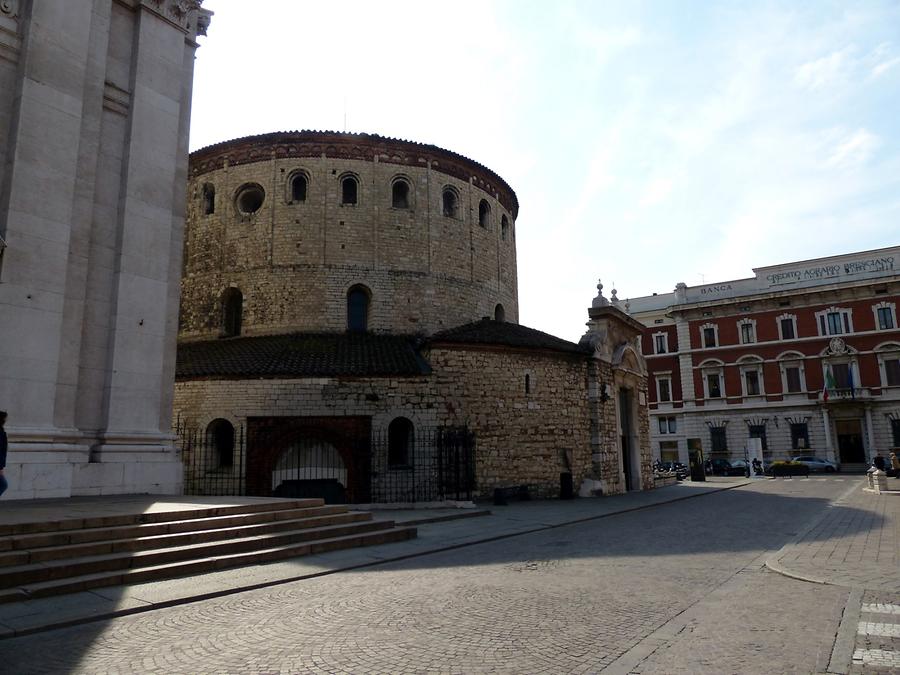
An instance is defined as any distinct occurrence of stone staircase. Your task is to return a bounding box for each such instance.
[0,499,416,603]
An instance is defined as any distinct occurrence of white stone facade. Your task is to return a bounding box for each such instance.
[0,0,210,498]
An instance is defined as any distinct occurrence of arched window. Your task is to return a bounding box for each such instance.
[494,303,505,322]
[341,174,358,205]
[235,183,265,215]
[442,187,459,218]
[478,199,490,228]
[290,173,307,202]
[388,417,414,468]
[202,183,215,215]
[501,215,509,240]
[222,287,243,337]
[391,178,410,209]
[347,285,370,332]
[207,419,235,468]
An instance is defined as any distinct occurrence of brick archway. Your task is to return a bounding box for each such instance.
[246,416,371,502]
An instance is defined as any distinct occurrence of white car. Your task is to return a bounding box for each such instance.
[790,455,840,473]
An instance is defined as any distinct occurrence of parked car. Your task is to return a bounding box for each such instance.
[790,455,839,473]
[709,458,747,476]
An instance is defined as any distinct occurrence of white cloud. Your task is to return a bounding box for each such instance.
[871,55,900,78]
[638,177,673,208]
[794,46,855,90]
[826,128,880,168]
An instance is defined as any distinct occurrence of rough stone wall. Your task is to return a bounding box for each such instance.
[426,346,592,498]
[590,359,624,494]
[180,143,519,340]
[173,345,593,499]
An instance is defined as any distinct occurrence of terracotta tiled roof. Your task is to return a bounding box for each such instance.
[429,319,588,355]
[176,333,430,379]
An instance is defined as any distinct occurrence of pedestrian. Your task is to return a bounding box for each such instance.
[874,454,886,472]
[890,451,900,479]
[0,410,7,497]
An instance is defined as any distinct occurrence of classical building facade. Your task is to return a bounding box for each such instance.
[173,132,653,501]
[629,246,900,470]
[0,1,211,498]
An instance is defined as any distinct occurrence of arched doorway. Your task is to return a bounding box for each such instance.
[271,438,348,503]
[246,416,371,502]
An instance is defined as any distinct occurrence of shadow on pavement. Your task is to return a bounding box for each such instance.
[361,483,878,572]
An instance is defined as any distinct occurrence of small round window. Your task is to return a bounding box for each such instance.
[236,183,265,215]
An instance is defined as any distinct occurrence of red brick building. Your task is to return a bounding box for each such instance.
[628,246,900,470]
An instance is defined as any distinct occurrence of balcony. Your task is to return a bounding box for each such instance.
[821,387,871,403]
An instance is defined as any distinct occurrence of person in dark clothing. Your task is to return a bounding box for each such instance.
[0,410,7,497]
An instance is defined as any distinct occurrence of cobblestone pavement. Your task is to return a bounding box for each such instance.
[0,478,859,673]
[767,478,900,590]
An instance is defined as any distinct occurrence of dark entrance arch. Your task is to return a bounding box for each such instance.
[246,416,371,503]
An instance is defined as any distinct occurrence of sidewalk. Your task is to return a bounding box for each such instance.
[766,478,900,590]
[0,478,745,638]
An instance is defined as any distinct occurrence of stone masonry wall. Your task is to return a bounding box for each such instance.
[173,345,593,500]
[427,346,593,498]
[180,137,519,340]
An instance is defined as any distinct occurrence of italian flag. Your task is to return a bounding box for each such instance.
[824,365,836,403]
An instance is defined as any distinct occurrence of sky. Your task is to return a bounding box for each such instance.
[189,0,900,343]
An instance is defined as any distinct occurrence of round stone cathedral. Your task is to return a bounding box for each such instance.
[174,131,651,504]
[179,131,519,341]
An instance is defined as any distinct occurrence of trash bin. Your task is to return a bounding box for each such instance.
[560,472,574,499]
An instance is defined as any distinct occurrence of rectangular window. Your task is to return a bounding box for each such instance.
[654,334,667,354]
[707,373,722,398]
[790,422,810,450]
[657,377,671,402]
[740,323,755,344]
[780,318,795,340]
[832,363,851,389]
[657,417,677,435]
[886,358,900,387]
[785,366,802,393]
[749,424,768,451]
[745,370,760,396]
[710,427,728,453]
[892,419,900,446]
[827,312,843,335]
[703,327,717,348]
[878,306,895,330]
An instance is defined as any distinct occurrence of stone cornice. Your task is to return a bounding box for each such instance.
[138,0,207,36]
[189,131,520,218]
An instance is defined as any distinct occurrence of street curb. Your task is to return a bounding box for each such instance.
[0,480,751,640]
[826,587,863,675]
[763,480,863,587]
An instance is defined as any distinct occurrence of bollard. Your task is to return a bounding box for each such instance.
[874,469,888,494]
[867,466,877,490]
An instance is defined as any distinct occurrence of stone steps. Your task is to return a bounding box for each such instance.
[0,499,416,603]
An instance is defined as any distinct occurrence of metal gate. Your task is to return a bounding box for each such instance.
[177,420,476,503]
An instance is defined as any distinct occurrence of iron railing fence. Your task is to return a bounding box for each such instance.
[177,422,247,496]
[175,422,475,504]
